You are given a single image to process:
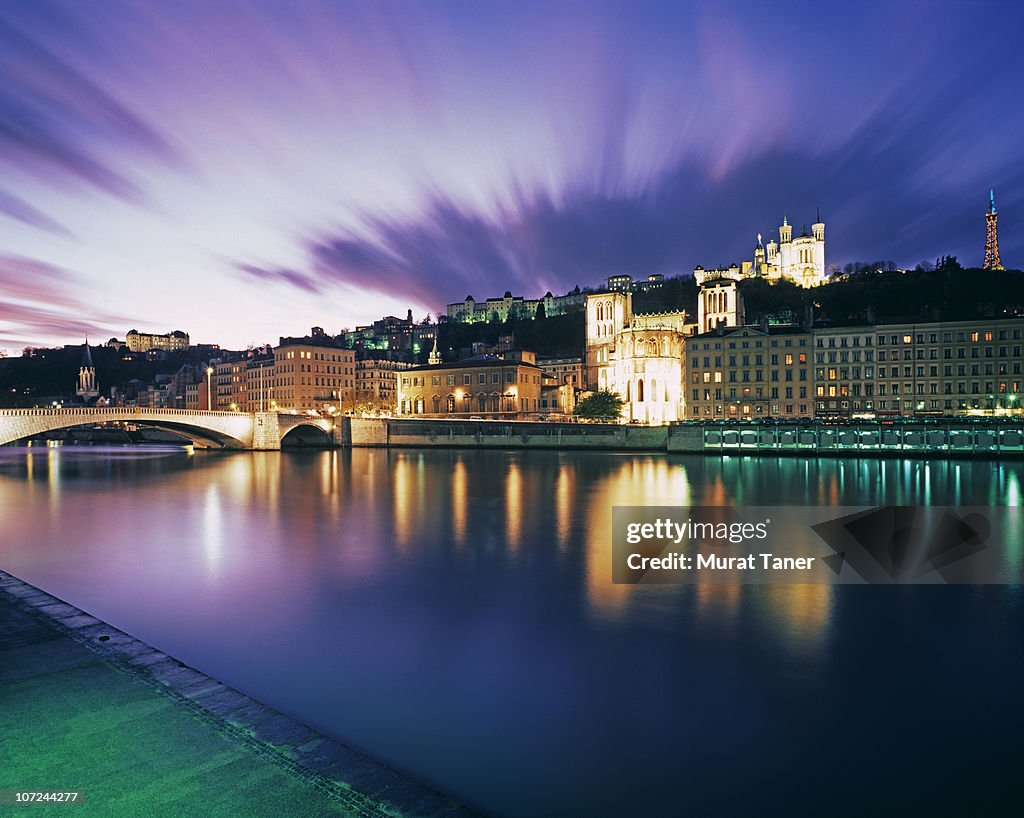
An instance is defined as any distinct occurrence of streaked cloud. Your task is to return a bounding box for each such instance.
[1,0,1022,352]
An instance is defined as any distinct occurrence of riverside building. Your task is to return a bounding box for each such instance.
[354,358,414,413]
[271,337,355,414]
[869,319,1024,417]
[395,351,543,417]
[811,326,876,417]
[584,291,691,424]
[685,325,812,419]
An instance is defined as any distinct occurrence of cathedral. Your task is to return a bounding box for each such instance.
[697,212,827,289]
[76,340,98,402]
[584,292,693,424]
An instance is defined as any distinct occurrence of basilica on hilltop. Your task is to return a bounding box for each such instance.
[696,212,827,289]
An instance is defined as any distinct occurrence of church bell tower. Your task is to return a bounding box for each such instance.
[76,339,98,401]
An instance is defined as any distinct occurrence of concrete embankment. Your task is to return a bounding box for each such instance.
[0,570,482,818]
[348,417,682,451]
[345,417,1024,458]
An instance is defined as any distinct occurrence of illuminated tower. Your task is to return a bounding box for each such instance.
[428,332,441,365]
[76,339,98,401]
[984,188,1004,271]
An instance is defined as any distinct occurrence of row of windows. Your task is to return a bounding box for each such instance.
[693,370,809,383]
[401,370,540,387]
[692,353,808,367]
[690,338,808,351]
[815,398,1021,411]
[815,362,1024,380]
[693,387,809,400]
[875,329,1024,344]
[279,349,353,361]
[400,396,540,414]
[690,404,810,417]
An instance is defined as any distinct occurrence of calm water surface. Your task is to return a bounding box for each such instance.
[1,447,1022,817]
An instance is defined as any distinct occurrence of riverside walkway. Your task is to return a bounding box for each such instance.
[0,571,480,818]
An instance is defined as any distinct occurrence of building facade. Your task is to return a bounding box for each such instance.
[694,266,745,333]
[446,287,585,323]
[585,292,691,424]
[538,356,585,389]
[125,329,190,353]
[811,326,876,417]
[354,358,414,414]
[867,319,1024,417]
[271,339,355,414]
[605,274,666,293]
[685,326,813,419]
[696,212,826,290]
[395,353,543,417]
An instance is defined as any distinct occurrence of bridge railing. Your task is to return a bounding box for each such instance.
[0,407,251,417]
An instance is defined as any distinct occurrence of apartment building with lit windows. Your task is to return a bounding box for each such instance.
[869,319,1024,416]
[684,325,812,419]
[354,358,415,413]
[271,338,355,414]
[811,326,876,417]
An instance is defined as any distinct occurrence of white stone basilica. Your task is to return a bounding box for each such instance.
[697,212,827,289]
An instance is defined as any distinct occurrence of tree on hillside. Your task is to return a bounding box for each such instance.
[574,389,625,420]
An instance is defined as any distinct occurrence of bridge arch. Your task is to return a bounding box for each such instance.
[0,408,253,449]
[280,422,333,448]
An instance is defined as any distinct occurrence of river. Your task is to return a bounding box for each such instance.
[1,446,1021,816]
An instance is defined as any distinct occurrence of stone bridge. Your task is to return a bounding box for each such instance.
[0,408,341,450]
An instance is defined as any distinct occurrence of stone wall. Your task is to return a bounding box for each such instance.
[355,418,668,450]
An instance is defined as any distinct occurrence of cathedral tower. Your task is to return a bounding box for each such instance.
[984,188,1004,271]
[695,267,744,333]
[779,215,792,245]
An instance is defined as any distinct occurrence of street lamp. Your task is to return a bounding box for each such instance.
[206,366,213,410]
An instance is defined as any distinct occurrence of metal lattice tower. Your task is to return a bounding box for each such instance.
[984,188,1004,270]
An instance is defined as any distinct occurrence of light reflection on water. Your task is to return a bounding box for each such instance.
[0,447,1022,817]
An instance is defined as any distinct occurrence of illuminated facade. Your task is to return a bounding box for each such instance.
[76,341,98,401]
[125,329,190,353]
[446,288,585,323]
[685,326,812,419]
[354,358,414,413]
[865,320,1024,417]
[271,340,355,414]
[694,266,745,333]
[395,353,543,416]
[585,292,691,424]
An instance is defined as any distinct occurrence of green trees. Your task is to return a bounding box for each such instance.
[574,389,625,420]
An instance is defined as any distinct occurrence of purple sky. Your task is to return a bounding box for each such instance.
[1,0,1023,353]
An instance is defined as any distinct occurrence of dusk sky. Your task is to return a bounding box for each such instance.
[1,0,1023,354]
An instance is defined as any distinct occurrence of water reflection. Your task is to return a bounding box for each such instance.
[1,447,1021,817]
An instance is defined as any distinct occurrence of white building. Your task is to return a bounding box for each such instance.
[698,212,827,289]
[694,266,745,333]
[746,214,826,287]
[584,292,693,424]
